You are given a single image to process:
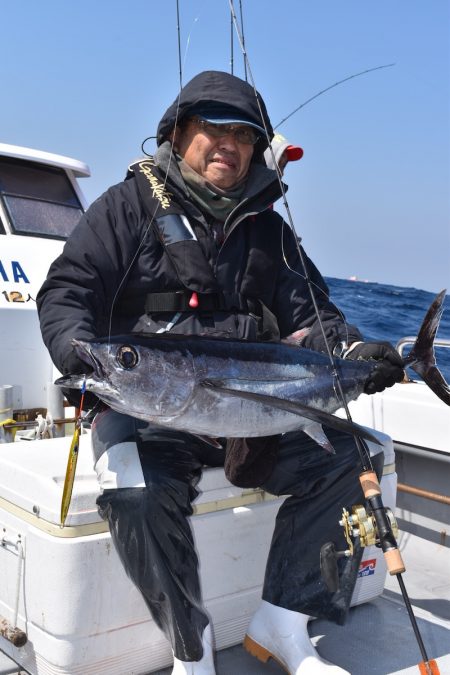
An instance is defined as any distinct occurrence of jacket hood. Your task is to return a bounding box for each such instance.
[156,70,274,163]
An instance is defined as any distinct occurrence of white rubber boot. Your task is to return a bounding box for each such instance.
[171,624,216,674]
[243,601,349,674]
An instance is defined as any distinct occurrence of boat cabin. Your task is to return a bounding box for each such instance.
[0,143,89,415]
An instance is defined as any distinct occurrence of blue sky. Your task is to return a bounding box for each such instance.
[2,0,449,292]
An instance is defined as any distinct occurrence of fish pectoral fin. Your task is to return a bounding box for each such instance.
[303,423,335,454]
[201,376,307,389]
[201,381,382,446]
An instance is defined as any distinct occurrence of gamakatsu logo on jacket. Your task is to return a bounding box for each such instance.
[137,160,171,210]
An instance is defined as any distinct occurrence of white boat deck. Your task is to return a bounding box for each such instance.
[0,530,448,675]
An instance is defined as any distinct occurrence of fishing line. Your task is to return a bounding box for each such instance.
[227,0,351,336]
[229,0,359,429]
[230,8,439,670]
[97,3,437,668]
[262,63,396,346]
[61,0,203,534]
[104,3,202,363]
[273,61,396,345]
[229,5,348,368]
[105,134,181,354]
[264,68,397,343]
[272,62,396,347]
[105,0,207,355]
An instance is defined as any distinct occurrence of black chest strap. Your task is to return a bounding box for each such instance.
[117,289,280,341]
[118,289,254,315]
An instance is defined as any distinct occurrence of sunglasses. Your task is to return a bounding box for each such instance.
[190,117,260,145]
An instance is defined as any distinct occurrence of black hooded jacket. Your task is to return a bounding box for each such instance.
[37,71,361,380]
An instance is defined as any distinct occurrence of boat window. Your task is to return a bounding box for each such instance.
[0,157,84,239]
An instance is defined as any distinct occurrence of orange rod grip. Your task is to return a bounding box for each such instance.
[419,659,440,674]
[384,548,406,575]
[359,470,381,498]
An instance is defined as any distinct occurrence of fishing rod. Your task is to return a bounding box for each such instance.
[228,2,439,672]
[238,0,247,81]
[230,12,234,74]
[176,0,183,88]
[274,63,395,129]
[229,0,247,79]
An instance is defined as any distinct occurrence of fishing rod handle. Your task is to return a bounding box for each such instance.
[359,470,381,498]
[384,549,406,576]
[359,470,406,575]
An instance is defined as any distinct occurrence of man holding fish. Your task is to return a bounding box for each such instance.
[37,71,405,674]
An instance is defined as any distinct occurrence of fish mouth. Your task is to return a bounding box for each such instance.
[54,339,121,400]
[71,339,106,379]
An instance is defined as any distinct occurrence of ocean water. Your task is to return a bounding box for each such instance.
[326,278,450,382]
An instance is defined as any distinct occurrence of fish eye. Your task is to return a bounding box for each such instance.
[116,345,139,369]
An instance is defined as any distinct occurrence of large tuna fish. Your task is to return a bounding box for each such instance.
[56,290,449,448]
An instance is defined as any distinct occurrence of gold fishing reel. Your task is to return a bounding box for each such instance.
[339,504,399,556]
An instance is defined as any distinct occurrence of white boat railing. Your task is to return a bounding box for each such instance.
[396,337,450,357]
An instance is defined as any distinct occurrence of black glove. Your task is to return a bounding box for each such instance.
[61,348,88,376]
[60,345,98,409]
[344,341,405,394]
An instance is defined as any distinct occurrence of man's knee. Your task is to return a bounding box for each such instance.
[94,442,146,490]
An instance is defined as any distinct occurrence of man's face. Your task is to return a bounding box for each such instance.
[173,119,255,190]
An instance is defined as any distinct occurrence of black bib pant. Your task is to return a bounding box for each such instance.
[93,408,383,662]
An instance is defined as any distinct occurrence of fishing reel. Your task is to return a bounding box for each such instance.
[340,503,398,554]
[320,503,399,593]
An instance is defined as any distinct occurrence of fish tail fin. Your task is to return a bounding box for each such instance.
[403,289,450,405]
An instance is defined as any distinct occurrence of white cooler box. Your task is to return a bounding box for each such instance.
[0,430,396,674]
